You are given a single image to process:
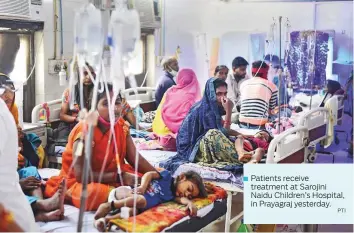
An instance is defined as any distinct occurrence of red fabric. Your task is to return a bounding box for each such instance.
[250,137,269,151]
[44,118,137,211]
[243,137,269,152]
[251,67,269,80]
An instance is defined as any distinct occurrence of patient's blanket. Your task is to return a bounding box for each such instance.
[109,183,227,232]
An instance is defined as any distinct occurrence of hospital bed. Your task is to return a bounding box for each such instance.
[121,87,157,112]
[297,95,346,163]
[32,89,311,232]
[37,123,309,233]
[30,87,158,166]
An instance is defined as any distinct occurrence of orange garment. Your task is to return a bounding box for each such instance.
[44,118,138,211]
[10,104,19,126]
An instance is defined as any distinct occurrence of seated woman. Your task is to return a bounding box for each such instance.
[161,78,250,173]
[214,65,229,80]
[59,64,95,140]
[152,68,201,138]
[0,75,64,222]
[60,64,138,142]
[45,84,157,211]
[0,74,44,167]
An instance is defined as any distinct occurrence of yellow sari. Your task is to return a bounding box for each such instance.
[152,95,172,136]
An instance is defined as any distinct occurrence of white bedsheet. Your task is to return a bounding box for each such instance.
[37,205,98,232]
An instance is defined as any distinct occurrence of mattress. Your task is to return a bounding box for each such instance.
[37,168,227,232]
[139,150,244,189]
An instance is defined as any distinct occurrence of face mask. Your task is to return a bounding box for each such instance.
[98,115,119,127]
[170,69,178,77]
[98,116,111,127]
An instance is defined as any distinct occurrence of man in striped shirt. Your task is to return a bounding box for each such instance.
[239,61,278,129]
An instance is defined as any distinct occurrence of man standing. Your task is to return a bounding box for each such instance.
[155,56,179,106]
[225,57,249,122]
[239,61,278,129]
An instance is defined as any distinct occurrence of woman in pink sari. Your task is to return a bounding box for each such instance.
[152,69,201,137]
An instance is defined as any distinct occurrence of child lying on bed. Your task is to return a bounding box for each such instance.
[94,170,208,232]
[235,130,273,163]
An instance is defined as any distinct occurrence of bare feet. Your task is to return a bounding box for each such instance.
[95,202,111,220]
[94,218,107,232]
[59,179,66,214]
[35,209,63,222]
[36,179,66,212]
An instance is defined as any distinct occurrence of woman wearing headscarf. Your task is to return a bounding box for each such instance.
[153,68,201,135]
[0,89,38,231]
[214,65,229,80]
[160,78,245,174]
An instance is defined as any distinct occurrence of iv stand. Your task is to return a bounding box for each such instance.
[277,16,282,134]
[77,69,100,232]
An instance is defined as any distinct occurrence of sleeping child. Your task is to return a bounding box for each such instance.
[235,130,273,163]
[94,170,208,231]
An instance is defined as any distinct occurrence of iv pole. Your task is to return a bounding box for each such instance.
[277,16,282,134]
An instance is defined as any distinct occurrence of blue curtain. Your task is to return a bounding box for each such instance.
[286,31,329,89]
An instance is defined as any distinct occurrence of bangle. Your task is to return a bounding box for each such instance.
[224,120,231,125]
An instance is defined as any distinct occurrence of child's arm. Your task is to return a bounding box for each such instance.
[135,171,161,194]
[175,197,198,216]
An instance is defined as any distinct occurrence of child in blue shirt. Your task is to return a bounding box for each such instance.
[94,170,208,231]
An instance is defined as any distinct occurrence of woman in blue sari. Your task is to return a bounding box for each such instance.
[160,78,245,174]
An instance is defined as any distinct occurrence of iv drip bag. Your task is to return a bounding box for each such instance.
[74,3,103,69]
[108,0,141,87]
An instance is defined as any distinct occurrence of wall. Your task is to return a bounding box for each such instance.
[36,0,89,104]
[36,0,353,103]
[162,0,353,87]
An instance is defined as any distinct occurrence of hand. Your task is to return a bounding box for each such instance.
[132,186,145,195]
[121,172,140,187]
[19,176,41,191]
[187,202,198,217]
[204,183,214,194]
[221,97,233,112]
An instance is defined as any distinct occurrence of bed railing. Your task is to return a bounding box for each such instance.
[121,87,157,112]
[31,99,62,124]
[298,107,329,145]
[267,126,309,164]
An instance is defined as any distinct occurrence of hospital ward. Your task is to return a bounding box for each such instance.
[0,0,353,232]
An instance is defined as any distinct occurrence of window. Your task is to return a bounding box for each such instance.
[0,33,30,125]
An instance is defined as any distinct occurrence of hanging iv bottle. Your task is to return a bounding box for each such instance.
[74,3,103,69]
[108,0,141,90]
